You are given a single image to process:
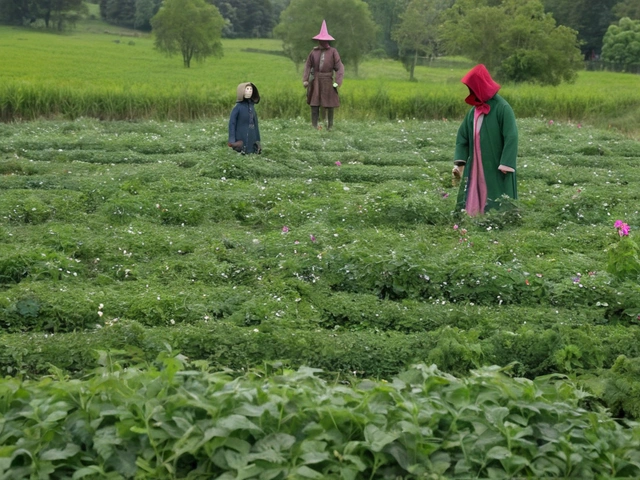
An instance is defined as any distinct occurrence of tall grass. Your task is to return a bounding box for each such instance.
[1,26,640,131]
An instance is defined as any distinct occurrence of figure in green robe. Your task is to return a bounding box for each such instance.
[452,64,518,215]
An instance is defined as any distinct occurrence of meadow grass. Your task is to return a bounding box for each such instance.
[2,25,640,133]
[0,116,638,381]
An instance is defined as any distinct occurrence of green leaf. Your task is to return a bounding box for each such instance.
[40,443,81,461]
[218,414,262,434]
[363,424,399,452]
[72,466,106,479]
[224,449,249,470]
[486,446,511,460]
[254,433,296,452]
[300,451,330,465]
[485,406,509,427]
[294,465,324,479]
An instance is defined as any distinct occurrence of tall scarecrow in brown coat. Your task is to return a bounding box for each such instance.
[302,20,344,130]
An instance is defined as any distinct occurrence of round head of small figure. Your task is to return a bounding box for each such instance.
[244,85,253,99]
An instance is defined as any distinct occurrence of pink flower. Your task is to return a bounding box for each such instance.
[282,226,289,233]
[453,224,459,230]
[310,234,316,242]
[335,161,341,166]
[619,224,630,236]
[577,124,582,128]
[441,192,449,198]
[614,220,630,236]
[548,120,554,125]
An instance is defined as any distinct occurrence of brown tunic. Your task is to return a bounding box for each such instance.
[303,46,344,108]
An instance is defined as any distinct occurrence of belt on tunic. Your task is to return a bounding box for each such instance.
[316,72,333,78]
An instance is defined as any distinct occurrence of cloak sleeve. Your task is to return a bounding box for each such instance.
[228,104,240,143]
[254,106,261,142]
[303,51,315,83]
[498,103,518,170]
[454,111,472,165]
[333,49,344,87]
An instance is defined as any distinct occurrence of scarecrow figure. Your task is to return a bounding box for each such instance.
[452,64,518,215]
[228,82,261,154]
[302,20,344,130]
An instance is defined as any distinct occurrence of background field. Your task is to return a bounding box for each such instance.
[2,25,640,134]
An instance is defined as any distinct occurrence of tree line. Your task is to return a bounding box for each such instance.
[0,0,87,30]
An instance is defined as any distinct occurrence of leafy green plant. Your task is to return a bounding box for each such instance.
[607,220,640,280]
[1,356,640,479]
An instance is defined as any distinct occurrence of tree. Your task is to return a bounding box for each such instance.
[274,0,377,75]
[363,0,409,58]
[134,0,161,30]
[30,0,87,30]
[210,0,276,38]
[100,0,135,27]
[151,0,224,68]
[440,0,582,85]
[542,0,618,59]
[613,0,640,21]
[0,0,31,25]
[392,0,452,80]
[601,17,640,69]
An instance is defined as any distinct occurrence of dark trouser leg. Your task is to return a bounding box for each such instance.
[311,106,319,128]
[327,108,334,130]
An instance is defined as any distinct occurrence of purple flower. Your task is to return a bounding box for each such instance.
[614,220,624,228]
[282,226,289,233]
[441,192,449,198]
[310,234,316,242]
[335,161,341,166]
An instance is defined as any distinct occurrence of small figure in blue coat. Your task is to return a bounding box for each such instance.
[228,82,261,155]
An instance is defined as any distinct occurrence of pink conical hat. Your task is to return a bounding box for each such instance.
[312,20,335,41]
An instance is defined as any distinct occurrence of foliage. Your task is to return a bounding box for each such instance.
[391,0,452,81]
[274,0,378,75]
[0,0,87,30]
[601,17,640,69]
[606,235,640,280]
[0,117,640,383]
[150,0,224,68]
[542,0,619,57]
[211,0,276,38]
[613,0,640,21]
[1,357,640,479]
[362,0,408,58]
[602,355,640,419]
[440,0,583,85]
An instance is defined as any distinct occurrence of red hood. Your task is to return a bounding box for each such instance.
[461,64,500,108]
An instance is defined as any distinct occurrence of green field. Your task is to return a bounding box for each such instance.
[1,17,640,479]
[1,114,640,477]
[2,25,640,133]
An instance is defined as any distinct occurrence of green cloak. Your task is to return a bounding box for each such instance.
[454,94,518,212]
